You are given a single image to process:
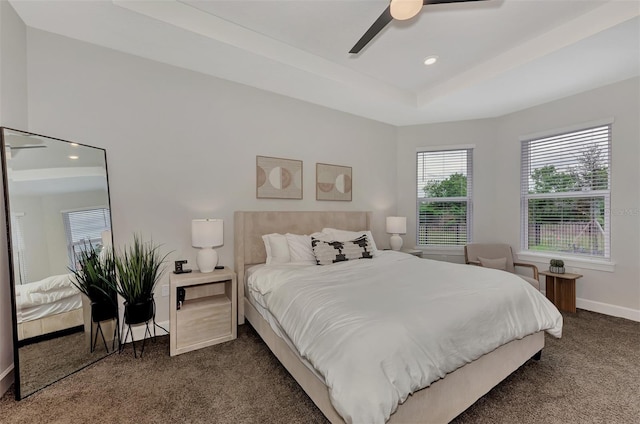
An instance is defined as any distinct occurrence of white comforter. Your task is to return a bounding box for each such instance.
[248,251,562,424]
[15,274,79,309]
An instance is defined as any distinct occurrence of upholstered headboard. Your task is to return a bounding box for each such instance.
[234,211,371,323]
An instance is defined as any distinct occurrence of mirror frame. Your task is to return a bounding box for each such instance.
[0,127,115,399]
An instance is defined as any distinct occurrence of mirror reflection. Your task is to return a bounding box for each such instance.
[1,128,115,399]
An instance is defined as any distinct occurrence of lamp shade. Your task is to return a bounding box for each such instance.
[386,216,407,234]
[192,219,223,248]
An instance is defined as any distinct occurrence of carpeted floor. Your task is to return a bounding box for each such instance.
[18,330,113,397]
[0,309,638,423]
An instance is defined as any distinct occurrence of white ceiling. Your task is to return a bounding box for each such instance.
[4,129,108,195]
[9,0,640,126]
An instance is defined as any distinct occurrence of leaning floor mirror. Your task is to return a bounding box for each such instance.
[1,127,116,399]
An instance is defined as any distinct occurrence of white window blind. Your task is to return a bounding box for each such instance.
[521,124,611,258]
[416,148,473,246]
[63,208,112,270]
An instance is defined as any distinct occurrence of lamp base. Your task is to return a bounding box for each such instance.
[389,234,403,251]
[196,247,219,273]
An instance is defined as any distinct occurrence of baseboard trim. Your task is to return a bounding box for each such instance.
[577,298,640,322]
[0,364,14,396]
[539,291,639,322]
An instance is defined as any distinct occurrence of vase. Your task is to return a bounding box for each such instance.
[549,266,565,274]
[91,301,118,323]
[124,298,154,325]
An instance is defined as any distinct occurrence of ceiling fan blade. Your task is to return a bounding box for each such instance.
[424,0,487,5]
[349,6,393,54]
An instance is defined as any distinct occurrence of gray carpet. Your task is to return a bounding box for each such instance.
[18,330,113,397]
[1,309,638,423]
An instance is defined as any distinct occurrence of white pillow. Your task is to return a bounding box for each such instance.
[478,256,507,271]
[321,228,379,254]
[285,233,319,264]
[262,233,290,264]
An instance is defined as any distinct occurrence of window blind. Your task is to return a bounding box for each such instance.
[521,124,611,258]
[417,149,473,246]
[63,208,112,270]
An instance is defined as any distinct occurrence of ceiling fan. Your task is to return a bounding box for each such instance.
[350,0,488,54]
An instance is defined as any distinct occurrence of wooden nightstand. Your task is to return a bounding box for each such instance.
[169,268,237,356]
[401,249,423,258]
[539,270,582,313]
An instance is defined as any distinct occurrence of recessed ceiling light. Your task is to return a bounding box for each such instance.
[70,143,79,147]
[69,155,79,160]
[423,55,438,66]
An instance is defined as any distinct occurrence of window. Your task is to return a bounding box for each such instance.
[10,213,27,285]
[416,148,473,246]
[63,208,112,270]
[521,124,611,259]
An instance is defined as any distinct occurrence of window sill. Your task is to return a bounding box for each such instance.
[516,251,615,273]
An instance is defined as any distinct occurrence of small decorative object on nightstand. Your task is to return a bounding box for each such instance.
[386,216,406,251]
[539,270,582,313]
[169,267,237,356]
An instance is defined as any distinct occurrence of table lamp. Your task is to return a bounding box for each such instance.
[386,216,406,251]
[192,219,223,272]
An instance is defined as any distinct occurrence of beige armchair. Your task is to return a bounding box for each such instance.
[464,243,540,290]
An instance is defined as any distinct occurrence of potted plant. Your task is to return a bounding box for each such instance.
[70,242,118,323]
[549,259,565,274]
[110,235,169,325]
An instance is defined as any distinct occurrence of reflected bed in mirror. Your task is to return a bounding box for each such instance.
[0,127,116,399]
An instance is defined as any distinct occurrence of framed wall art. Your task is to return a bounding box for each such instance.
[316,163,352,201]
[256,155,303,199]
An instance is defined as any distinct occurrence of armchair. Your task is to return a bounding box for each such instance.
[464,243,540,290]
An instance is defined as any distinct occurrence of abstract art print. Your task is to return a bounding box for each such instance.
[316,163,352,201]
[256,156,303,199]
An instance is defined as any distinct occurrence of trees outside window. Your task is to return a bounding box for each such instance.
[521,125,611,258]
[417,149,472,246]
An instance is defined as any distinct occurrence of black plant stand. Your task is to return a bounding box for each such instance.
[119,298,158,358]
[91,317,120,353]
[90,301,120,353]
[120,319,153,358]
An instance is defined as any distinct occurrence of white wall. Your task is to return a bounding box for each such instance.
[396,118,499,263]
[0,0,27,397]
[10,196,50,282]
[397,77,640,320]
[25,29,397,325]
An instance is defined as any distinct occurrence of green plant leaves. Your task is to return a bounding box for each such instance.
[111,234,170,305]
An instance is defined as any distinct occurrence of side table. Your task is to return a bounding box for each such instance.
[169,268,237,356]
[539,270,582,313]
[401,249,423,258]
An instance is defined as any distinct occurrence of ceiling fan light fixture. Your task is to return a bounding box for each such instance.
[424,55,438,66]
[390,0,423,21]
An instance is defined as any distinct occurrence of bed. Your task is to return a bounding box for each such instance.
[234,211,562,423]
[14,273,84,341]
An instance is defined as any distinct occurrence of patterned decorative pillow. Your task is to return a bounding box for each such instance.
[311,235,373,265]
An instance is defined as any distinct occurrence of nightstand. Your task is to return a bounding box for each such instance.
[169,268,237,356]
[539,270,582,313]
[401,249,423,258]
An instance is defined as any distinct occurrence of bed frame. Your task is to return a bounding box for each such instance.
[234,211,544,423]
[17,308,84,341]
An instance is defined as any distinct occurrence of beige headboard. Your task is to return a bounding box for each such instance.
[234,211,372,323]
